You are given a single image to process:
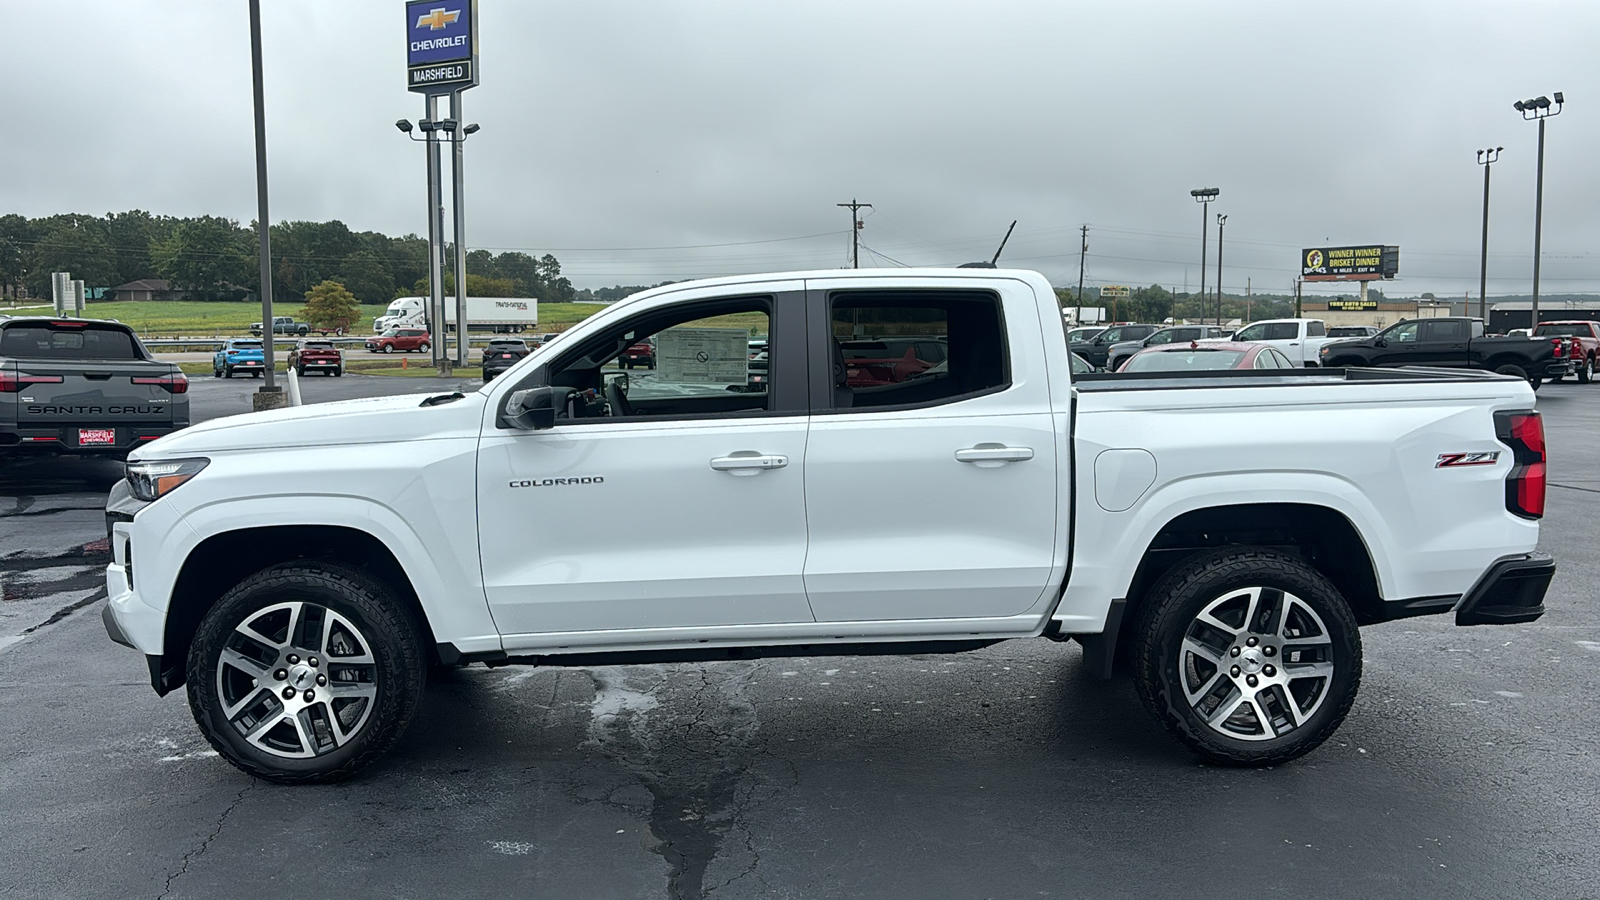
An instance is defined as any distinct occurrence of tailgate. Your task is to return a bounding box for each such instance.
[11,360,179,424]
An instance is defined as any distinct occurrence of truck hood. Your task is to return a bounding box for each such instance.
[131,392,487,458]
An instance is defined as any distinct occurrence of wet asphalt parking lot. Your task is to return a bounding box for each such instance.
[1,373,1596,899]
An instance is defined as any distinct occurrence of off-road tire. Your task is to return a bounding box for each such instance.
[1132,546,1362,767]
[186,561,426,784]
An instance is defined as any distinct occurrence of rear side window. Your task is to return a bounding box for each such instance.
[828,290,1007,410]
[1307,321,1326,337]
[1423,320,1467,342]
[0,324,141,359]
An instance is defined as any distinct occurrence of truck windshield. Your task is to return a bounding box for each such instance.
[0,324,141,359]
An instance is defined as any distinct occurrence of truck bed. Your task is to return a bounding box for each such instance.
[1073,365,1515,392]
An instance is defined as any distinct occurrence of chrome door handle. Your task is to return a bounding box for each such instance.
[710,453,788,471]
[955,445,1034,463]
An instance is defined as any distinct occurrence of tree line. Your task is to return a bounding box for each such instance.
[0,211,596,305]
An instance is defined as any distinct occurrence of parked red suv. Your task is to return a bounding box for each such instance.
[619,339,655,369]
[365,328,432,354]
[288,339,343,376]
[1533,321,1599,383]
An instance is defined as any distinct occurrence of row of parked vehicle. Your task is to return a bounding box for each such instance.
[212,332,571,380]
[1064,316,1599,388]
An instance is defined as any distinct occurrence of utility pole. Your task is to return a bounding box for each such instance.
[1295,279,1303,318]
[836,199,871,268]
[1077,225,1088,311]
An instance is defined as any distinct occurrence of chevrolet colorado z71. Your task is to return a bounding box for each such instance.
[103,269,1553,783]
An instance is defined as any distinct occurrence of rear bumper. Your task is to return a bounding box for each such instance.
[1455,552,1553,625]
[1541,360,1576,379]
[0,422,184,453]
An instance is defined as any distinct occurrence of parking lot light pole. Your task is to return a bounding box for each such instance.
[1215,214,1227,328]
[1191,188,1219,325]
[1514,93,1563,329]
[247,0,283,404]
[1476,147,1502,322]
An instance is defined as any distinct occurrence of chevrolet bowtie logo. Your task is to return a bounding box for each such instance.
[416,7,460,30]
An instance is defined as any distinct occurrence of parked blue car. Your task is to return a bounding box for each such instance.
[213,338,266,378]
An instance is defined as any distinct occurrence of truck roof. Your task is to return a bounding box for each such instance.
[618,267,1053,310]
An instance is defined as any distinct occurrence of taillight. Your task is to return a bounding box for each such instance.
[132,373,189,394]
[0,372,64,392]
[1495,410,1546,519]
[1550,338,1565,358]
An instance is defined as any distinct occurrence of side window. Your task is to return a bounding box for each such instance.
[1307,321,1326,337]
[1262,323,1300,341]
[1098,328,1122,344]
[1387,323,1420,343]
[1424,320,1467,342]
[1147,330,1176,346]
[1472,321,1485,338]
[828,290,1007,410]
[545,296,773,421]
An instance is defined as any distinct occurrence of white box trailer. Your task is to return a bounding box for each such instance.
[373,296,538,333]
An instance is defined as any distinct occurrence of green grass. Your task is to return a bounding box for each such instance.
[71,299,610,338]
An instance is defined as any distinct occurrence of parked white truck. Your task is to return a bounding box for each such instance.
[372,296,538,333]
[1213,318,1337,366]
[103,268,1553,783]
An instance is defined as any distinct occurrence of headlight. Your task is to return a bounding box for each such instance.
[126,458,209,502]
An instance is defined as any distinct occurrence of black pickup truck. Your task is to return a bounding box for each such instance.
[1318,316,1573,389]
[0,317,189,461]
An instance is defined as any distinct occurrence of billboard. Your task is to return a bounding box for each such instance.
[1327,299,1379,311]
[406,0,478,93]
[1100,285,1131,298]
[1301,245,1399,282]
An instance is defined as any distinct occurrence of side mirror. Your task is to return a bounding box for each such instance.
[504,386,572,430]
[1374,338,1387,348]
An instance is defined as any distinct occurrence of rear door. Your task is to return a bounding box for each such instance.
[1418,319,1471,367]
[799,278,1060,622]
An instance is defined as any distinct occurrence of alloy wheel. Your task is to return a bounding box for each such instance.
[215,601,379,759]
[1176,586,1334,741]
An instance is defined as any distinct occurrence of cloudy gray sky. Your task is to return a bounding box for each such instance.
[5,0,1595,296]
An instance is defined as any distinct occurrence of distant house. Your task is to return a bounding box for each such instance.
[107,279,176,302]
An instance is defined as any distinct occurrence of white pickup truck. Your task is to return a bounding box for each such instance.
[102,268,1554,783]
[1219,317,1336,366]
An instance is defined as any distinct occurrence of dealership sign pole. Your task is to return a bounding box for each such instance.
[407,0,478,375]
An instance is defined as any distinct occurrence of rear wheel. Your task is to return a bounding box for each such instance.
[333,368,343,377]
[1494,363,1537,391]
[185,562,425,784]
[1579,355,1594,384]
[225,367,234,378]
[1132,547,1361,767]
[295,365,305,376]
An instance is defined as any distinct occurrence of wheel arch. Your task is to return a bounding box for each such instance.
[155,525,438,695]
[1080,502,1384,679]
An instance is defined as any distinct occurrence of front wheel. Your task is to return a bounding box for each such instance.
[418,343,430,353]
[1132,547,1361,767]
[382,345,394,354]
[185,562,425,784]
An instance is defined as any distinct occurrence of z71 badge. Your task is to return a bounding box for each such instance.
[1436,451,1501,468]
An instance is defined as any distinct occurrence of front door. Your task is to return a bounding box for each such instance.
[476,285,815,638]
[799,280,1062,622]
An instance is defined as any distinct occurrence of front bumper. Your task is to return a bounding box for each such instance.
[1455,552,1553,625]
